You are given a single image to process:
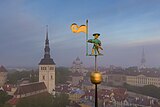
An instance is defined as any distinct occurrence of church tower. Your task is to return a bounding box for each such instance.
[39,26,55,94]
[0,65,7,86]
[140,47,146,69]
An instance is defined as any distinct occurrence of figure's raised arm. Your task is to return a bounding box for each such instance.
[87,39,94,43]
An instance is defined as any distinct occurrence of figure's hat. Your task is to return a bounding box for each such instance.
[93,33,100,36]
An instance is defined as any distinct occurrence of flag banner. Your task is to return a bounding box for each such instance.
[70,23,87,33]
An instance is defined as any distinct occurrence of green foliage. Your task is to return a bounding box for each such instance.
[8,67,71,85]
[16,93,54,107]
[7,67,71,85]
[3,103,12,107]
[53,93,70,107]
[0,90,8,106]
[55,67,71,84]
[7,70,38,84]
[16,92,70,107]
[123,83,160,99]
[0,90,12,107]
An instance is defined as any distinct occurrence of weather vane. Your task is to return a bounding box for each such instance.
[70,20,103,56]
[87,33,103,56]
[70,20,103,107]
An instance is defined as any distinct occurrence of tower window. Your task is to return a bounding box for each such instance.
[50,67,54,70]
[51,75,53,79]
[41,67,47,70]
[43,75,45,80]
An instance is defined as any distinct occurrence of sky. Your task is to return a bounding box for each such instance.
[0,0,160,68]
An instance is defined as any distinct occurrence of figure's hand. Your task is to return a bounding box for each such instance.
[87,39,93,43]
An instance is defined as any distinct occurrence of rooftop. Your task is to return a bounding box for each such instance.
[0,65,8,72]
[14,82,47,95]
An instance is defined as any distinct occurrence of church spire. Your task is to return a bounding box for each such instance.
[44,25,50,58]
[140,47,146,69]
[46,25,49,42]
[39,25,55,65]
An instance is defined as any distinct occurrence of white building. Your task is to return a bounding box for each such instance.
[70,57,88,75]
[126,74,160,87]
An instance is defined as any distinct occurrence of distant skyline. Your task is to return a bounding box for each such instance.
[0,0,160,67]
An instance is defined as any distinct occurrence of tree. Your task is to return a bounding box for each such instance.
[16,93,53,107]
[123,83,160,99]
[7,70,38,84]
[55,67,71,84]
[53,93,70,107]
[16,92,70,107]
[0,90,12,107]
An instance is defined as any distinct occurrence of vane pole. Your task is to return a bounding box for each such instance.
[95,55,98,107]
[86,20,88,56]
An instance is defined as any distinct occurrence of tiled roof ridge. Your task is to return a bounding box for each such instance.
[19,82,44,86]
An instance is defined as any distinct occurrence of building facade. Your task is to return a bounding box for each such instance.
[126,74,160,87]
[106,68,160,87]
[0,65,7,86]
[70,57,88,75]
[71,71,83,86]
[106,74,126,86]
[14,82,47,98]
[39,27,56,94]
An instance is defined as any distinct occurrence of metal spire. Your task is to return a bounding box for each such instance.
[140,47,146,69]
[46,25,48,41]
[39,25,55,65]
[44,25,50,58]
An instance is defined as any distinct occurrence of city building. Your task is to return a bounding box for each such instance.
[8,82,47,107]
[39,26,56,94]
[69,57,88,86]
[126,73,160,87]
[69,88,85,102]
[0,65,8,86]
[105,67,160,87]
[79,88,159,107]
[14,82,47,98]
[106,74,126,86]
[71,71,83,86]
[70,57,88,75]
[2,84,17,96]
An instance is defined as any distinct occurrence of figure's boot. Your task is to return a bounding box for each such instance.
[97,49,103,55]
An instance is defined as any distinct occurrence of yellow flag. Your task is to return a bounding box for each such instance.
[70,23,87,33]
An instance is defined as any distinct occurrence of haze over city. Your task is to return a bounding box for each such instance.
[0,0,160,67]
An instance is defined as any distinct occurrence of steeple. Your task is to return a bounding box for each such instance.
[46,25,49,45]
[140,47,146,69]
[44,25,50,58]
[39,25,55,65]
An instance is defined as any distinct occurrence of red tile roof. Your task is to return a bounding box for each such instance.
[14,82,47,95]
[55,84,71,93]
[112,88,126,95]
[3,84,14,91]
